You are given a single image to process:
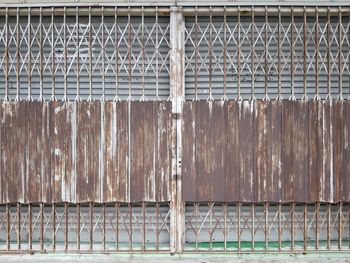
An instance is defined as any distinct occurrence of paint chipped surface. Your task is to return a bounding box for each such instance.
[182,100,350,203]
[0,101,172,204]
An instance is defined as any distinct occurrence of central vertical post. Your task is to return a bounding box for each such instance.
[169,6,185,254]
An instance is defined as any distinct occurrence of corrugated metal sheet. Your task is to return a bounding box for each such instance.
[182,100,350,203]
[0,101,172,203]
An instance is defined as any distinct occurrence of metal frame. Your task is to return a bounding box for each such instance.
[184,202,350,253]
[0,4,350,254]
[184,6,350,101]
[0,203,171,253]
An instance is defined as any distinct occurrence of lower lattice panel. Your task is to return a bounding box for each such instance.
[0,203,171,253]
[184,203,350,253]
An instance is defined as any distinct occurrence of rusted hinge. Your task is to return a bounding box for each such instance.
[172,113,181,119]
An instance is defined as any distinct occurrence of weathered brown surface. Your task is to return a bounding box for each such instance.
[182,100,350,203]
[0,101,172,204]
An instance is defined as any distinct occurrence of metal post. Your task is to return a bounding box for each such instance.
[170,6,185,254]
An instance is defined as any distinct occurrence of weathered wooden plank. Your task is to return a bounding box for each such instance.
[296,101,309,203]
[91,102,101,202]
[17,102,27,203]
[155,101,172,202]
[51,102,66,203]
[308,100,322,203]
[225,101,240,202]
[7,102,18,202]
[322,101,334,203]
[182,102,196,201]
[269,101,283,202]
[343,102,350,201]
[41,102,51,203]
[102,102,114,203]
[27,101,41,203]
[281,101,295,202]
[239,101,255,202]
[1,102,12,203]
[76,102,89,203]
[116,102,129,202]
[210,101,226,201]
[333,101,343,202]
[144,102,156,201]
[64,102,75,203]
[130,102,144,202]
[255,101,268,202]
[195,102,206,201]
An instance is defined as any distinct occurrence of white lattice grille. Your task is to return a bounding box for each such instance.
[0,8,170,101]
[184,8,350,100]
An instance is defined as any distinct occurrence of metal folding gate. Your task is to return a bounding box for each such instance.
[0,2,350,254]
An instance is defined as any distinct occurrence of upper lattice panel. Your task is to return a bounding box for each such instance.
[184,7,350,100]
[0,7,170,101]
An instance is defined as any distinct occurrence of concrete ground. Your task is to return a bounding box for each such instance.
[0,254,350,263]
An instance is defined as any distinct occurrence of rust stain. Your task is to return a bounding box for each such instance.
[182,100,350,203]
[0,101,172,204]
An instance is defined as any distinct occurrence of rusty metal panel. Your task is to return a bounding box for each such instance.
[130,102,172,202]
[308,100,323,203]
[155,102,172,202]
[332,101,350,202]
[115,102,129,202]
[281,101,309,203]
[225,101,240,201]
[239,101,255,202]
[182,100,350,203]
[255,101,282,202]
[182,102,196,201]
[0,101,172,204]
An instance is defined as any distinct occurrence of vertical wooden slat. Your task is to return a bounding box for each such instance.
[102,102,114,203]
[76,102,88,202]
[92,102,101,202]
[51,102,65,203]
[255,101,268,202]
[143,102,156,201]
[343,102,350,201]
[26,102,41,203]
[64,102,74,202]
[17,102,26,203]
[323,101,334,202]
[155,102,172,202]
[116,102,129,202]
[225,101,240,202]
[239,101,255,202]
[309,100,322,203]
[182,102,196,201]
[295,101,309,203]
[270,101,283,202]
[211,102,226,201]
[41,102,51,203]
[130,102,144,202]
[333,101,343,203]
